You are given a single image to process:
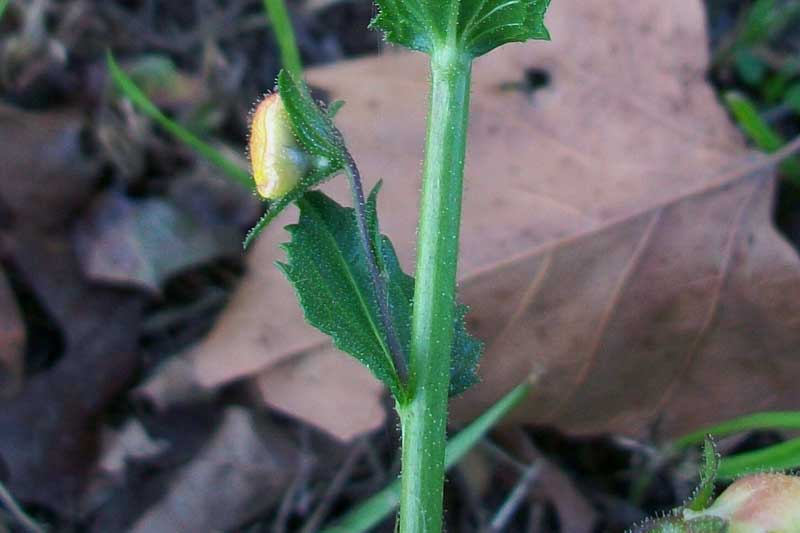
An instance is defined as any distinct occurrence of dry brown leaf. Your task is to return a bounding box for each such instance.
[250,344,387,442]
[152,0,800,440]
[0,230,144,514]
[0,268,25,398]
[0,104,99,230]
[82,420,170,514]
[74,190,239,293]
[96,420,169,481]
[128,407,299,533]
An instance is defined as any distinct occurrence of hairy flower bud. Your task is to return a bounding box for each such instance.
[249,93,308,199]
[684,473,800,532]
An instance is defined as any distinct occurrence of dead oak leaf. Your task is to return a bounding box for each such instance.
[149,0,800,441]
[127,408,300,533]
[74,190,240,293]
[0,104,99,230]
[0,230,145,513]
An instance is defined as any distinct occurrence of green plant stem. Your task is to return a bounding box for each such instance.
[263,0,302,79]
[322,383,531,533]
[396,47,473,533]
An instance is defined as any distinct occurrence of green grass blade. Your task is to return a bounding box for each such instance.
[726,92,783,150]
[724,92,800,184]
[263,0,302,79]
[320,383,531,533]
[674,411,800,449]
[0,0,8,20]
[717,437,800,480]
[105,50,252,190]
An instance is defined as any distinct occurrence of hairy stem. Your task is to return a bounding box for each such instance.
[344,152,409,388]
[397,47,473,533]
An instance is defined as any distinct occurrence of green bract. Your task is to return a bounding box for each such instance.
[686,437,720,512]
[244,70,346,248]
[371,0,551,57]
[277,70,346,164]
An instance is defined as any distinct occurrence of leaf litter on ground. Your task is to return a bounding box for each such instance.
[145,0,800,445]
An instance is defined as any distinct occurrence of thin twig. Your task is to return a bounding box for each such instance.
[343,150,409,386]
[754,133,800,182]
[525,502,545,533]
[272,457,313,533]
[300,439,368,533]
[0,480,45,533]
[479,439,529,474]
[488,461,541,533]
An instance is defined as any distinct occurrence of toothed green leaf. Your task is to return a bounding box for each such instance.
[280,190,405,400]
[280,187,482,402]
[370,0,552,57]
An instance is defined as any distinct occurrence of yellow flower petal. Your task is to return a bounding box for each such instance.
[249,93,305,199]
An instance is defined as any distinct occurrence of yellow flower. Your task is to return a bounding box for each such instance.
[249,93,307,199]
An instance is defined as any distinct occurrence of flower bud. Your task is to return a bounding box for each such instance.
[249,93,308,199]
[684,473,800,532]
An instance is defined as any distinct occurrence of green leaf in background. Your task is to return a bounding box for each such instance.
[365,183,482,397]
[734,48,766,86]
[762,72,791,104]
[277,69,346,165]
[370,0,551,57]
[279,190,406,400]
[0,0,8,21]
[685,437,719,512]
[786,83,800,115]
[673,411,800,484]
[674,410,800,449]
[740,0,800,47]
[724,91,800,185]
[106,51,252,190]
